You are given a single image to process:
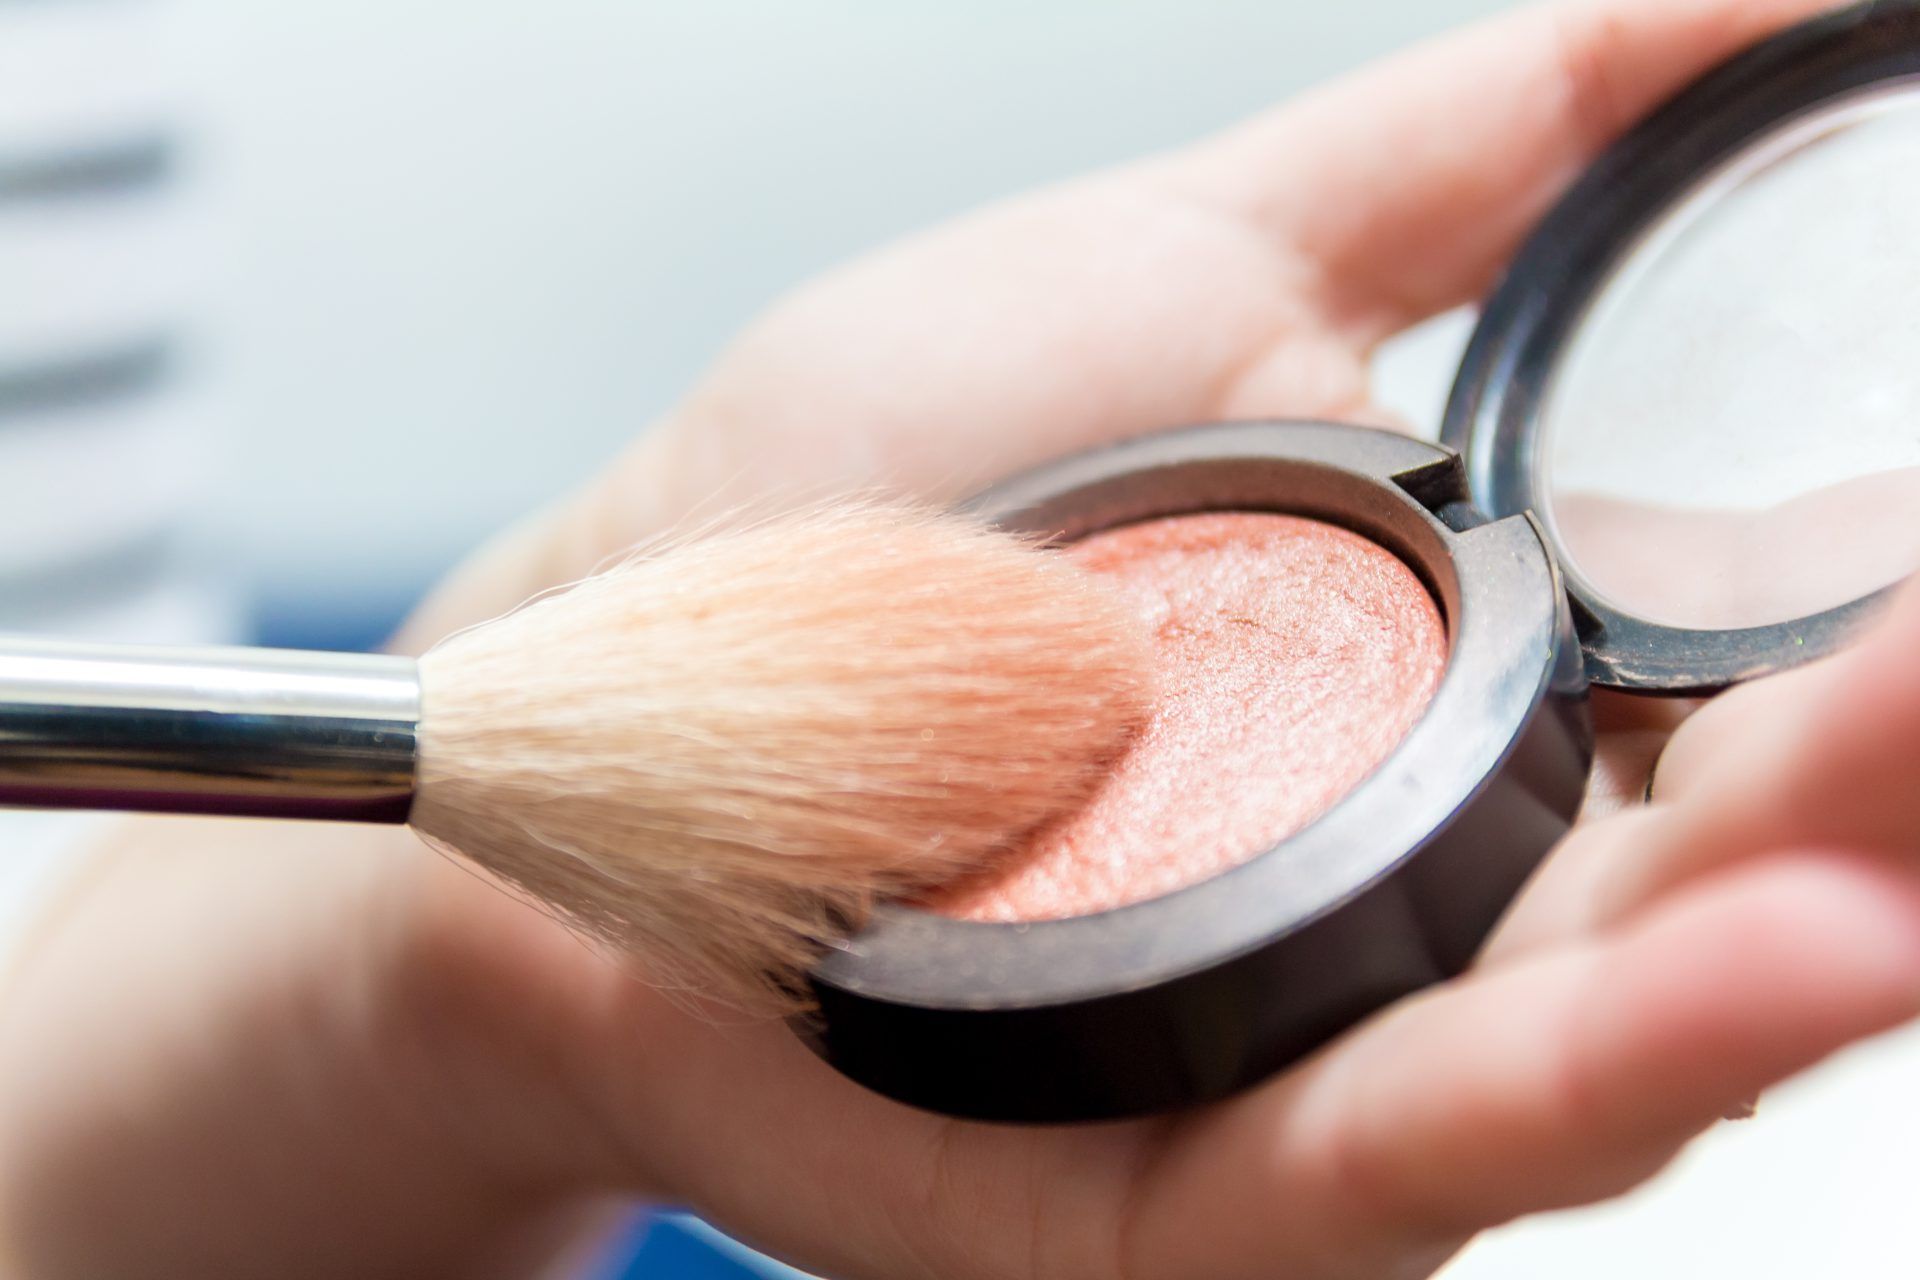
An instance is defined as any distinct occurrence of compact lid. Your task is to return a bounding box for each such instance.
[1443,1,1920,693]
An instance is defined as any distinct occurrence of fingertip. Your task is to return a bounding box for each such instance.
[1427,852,1920,1224]
[1653,579,1920,856]
[1825,574,1920,730]
[1586,852,1920,1137]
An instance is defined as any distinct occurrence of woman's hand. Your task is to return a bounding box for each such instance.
[5,2,1903,1278]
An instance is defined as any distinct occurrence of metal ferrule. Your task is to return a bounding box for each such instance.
[0,637,419,823]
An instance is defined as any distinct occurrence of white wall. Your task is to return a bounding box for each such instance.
[163,0,1509,607]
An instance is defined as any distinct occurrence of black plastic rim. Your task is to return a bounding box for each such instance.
[803,422,1592,1123]
[1442,1,1916,693]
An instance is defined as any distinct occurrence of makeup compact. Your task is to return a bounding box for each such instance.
[807,424,1589,1122]
[804,2,1920,1122]
[1446,0,1920,687]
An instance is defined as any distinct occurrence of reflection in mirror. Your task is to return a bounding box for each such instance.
[1542,83,1920,631]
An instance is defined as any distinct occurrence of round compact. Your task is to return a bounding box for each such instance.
[1447,0,1920,691]
[805,422,1591,1122]
[805,4,1920,1122]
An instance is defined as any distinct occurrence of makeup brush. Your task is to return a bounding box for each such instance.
[0,504,1149,1011]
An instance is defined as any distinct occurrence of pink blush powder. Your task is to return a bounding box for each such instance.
[923,512,1449,924]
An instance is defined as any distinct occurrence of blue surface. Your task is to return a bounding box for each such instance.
[597,1214,794,1279]
[250,587,427,654]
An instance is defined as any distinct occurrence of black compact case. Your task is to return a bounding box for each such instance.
[804,423,1590,1122]
[1445,0,1916,691]
[803,3,1918,1123]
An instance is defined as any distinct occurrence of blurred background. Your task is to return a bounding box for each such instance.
[7,1,1920,1276]
[3,0,1501,654]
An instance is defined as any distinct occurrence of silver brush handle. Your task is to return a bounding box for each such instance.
[0,637,419,822]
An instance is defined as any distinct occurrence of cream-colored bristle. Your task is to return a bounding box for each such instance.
[411,503,1148,1014]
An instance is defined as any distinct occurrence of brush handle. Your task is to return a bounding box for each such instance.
[0,637,419,822]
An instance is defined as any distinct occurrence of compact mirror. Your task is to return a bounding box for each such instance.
[1541,84,1920,632]
[1445,3,1920,691]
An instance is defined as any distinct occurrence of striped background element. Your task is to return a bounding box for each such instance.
[0,0,242,1125]
[0,9,793,1277]
[0,0,238,645]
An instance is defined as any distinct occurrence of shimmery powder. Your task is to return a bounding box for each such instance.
[923,512,1448,923]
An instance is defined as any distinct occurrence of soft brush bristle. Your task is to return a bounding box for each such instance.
[410,503,1149,1014]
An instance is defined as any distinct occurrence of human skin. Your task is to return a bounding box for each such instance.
[5,2,1916,1278]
